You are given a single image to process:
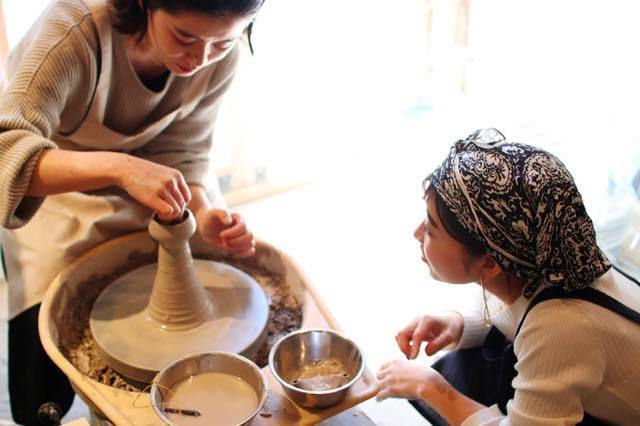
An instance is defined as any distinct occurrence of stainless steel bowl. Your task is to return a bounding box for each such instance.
[268,328,365,408]
[150,352,267,426]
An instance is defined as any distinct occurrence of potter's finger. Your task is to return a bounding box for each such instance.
[229,241,254,256]
[177,174,191,205]
[155,199,179,222]
[159,188,181,220]
[234,246,256,258]
[231,212,245,224]
[168,180,186,214]
[212,209,234,226]
[226,233,254,248]
[219,220,247,239]
[228,212,246,226]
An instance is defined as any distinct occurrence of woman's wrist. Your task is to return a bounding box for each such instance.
[449,310,465,345]
[417,370,485,426]
[188,185,212,219]
[100,151,129,187]
[28,150,128,196]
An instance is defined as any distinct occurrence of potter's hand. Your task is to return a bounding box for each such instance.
[196,209,256,258]
[376,360,449,402]
[118,156,191,221]
[396,312,463,359]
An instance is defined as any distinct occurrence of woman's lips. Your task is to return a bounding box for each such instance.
[177,63,195,73]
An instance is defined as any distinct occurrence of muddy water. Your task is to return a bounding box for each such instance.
[164,372,258,426]
[291,358,350,391]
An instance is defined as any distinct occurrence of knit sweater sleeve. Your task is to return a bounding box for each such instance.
[454,290,492,350]
[0,1,97,228]
[463,299,605,425]
[131,46,240,187]
[455,312,491,350]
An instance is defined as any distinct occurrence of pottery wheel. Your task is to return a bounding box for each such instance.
[90,260,270,383]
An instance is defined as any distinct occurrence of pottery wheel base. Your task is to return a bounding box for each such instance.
[89,260,270,383]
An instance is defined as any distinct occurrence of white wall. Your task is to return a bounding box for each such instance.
[4,0,51,48]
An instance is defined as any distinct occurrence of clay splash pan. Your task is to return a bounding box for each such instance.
[39,232,379,425]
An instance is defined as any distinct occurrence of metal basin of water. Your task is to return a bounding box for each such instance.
[269,328,365,409]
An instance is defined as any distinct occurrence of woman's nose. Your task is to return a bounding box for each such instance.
[414,222,424,242]
[190,42,210,66]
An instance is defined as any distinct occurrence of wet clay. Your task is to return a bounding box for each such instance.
[145,212,214,329]
[62,252,302,392]
[164,372,258,426]
[90,212,270,382]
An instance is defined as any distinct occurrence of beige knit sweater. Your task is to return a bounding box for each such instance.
[456,269,640,425]
[0,0,238,229]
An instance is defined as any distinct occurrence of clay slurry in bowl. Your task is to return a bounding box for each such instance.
[291,357,351,391]
[164,372,259,425]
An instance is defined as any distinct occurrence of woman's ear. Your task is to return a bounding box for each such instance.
[479,254,502,281]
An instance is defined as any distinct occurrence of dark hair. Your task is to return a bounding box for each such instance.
[109,0,264,51]
[423,179,487,258]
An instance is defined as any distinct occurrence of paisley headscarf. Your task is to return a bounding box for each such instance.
[428,128,611,297]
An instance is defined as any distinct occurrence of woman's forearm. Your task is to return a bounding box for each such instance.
[26,149,124,196]
[188,184,211,217]
[419,378,486,426]
[188,179,228,215]
[26,149,205,220]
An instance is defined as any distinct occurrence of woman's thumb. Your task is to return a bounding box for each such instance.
[214,209,233,225]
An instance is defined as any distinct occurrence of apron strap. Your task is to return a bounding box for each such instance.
[81,0,113,123]
[1,244,6,280]
[611,263,640,287]
[515,270,640,337]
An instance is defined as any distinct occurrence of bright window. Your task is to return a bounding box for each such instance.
[4,0,639,271]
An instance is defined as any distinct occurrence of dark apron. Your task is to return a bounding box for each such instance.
[411,266,640,425]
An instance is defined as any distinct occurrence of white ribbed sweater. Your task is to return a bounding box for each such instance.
[456,269,640,425]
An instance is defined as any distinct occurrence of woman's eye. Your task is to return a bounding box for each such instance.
[175,35,195,46]
[214,41,234,50]
[424,222,434,237]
